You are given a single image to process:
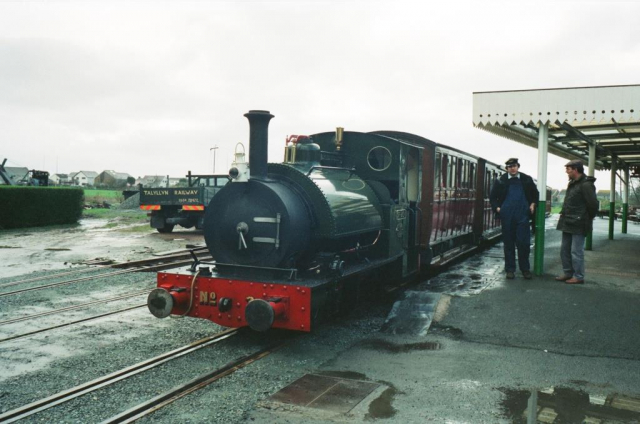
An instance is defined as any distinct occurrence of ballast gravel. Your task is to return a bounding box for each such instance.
[0,261,394,424]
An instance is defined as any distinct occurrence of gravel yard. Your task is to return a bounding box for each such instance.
[0,215,395,423]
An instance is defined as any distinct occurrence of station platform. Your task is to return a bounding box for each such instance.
[251,215,640,423]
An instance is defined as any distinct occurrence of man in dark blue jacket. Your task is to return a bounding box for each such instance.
[490,158,539,279]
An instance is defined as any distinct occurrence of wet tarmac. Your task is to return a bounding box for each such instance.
[251,216,640,423]
[356,339,441,353]
[417,244,506,296]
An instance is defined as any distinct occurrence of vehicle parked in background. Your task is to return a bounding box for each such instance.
[1,159,49,186]
[139,172,228,233]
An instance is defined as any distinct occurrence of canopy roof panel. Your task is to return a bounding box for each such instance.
[473,85,640,172]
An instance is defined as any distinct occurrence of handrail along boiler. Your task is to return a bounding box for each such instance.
[147,110,543,332]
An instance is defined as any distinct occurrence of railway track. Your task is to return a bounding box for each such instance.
[0,253,211,298]
[0,303,147,344]
[0,290,152,327]
[0,247,209,290]
[0,267,109,289]
[101,341,284,424]
[0,329,239,424]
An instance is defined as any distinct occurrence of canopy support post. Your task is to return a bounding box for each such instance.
[534,122,548,276]
[586,144,596,250]
[622,166,629,234]
[609,157,617,240]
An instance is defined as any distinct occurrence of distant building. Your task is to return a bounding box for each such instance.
[168,178,182,187]
[95,170,134,188]
[70,171,99,187]
[137,175,169,188]
[0,166,29,185]
[50,173,70,185]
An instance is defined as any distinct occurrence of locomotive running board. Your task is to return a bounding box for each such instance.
[198,261,298,280]
[430,244,477,267]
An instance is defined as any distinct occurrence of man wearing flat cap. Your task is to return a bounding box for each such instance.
[555,160,598,284]
[490,158,539,279]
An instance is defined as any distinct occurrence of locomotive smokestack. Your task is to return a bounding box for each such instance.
[244,110,274,179]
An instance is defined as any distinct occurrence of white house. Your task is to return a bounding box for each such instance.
[136,175,169,188]
[49,173,70,185]
[70,171,99,186]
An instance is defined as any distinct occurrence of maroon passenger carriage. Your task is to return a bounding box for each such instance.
[148,111,528,333]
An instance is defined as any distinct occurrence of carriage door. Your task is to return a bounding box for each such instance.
[399,144,420,276]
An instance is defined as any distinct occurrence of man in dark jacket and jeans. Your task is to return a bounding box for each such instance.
[490,158,539,279]
[555,160,599,284]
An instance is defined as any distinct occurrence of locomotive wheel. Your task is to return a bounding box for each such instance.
[157,224,175,234]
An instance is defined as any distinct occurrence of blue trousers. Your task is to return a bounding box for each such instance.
[501,211,531,272]
[561,232,586,280]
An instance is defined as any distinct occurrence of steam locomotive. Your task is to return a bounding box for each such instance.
[147,110,530,332]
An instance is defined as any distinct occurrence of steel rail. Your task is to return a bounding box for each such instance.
[0,256,211,298]
[0,304,147,344]
[0,329,238,424]
[0,249,210,289]
[0,289,152,326]
[0,267,108,289]
[101,341,284,424]
[109,248,209,269]
[0,268,145,298]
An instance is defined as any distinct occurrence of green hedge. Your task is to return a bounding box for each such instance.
[0,186,84,229]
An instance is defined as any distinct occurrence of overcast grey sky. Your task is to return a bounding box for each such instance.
[1,1,638,189]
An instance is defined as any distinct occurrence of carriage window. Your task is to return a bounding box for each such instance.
[486,170,494,193]
[367,146,392,171]
[442,154,448,188]
[460,159,467,188]
[434,152,441,189]
[469,163,476,189]
[449,157,457,188]
[406,147,419,202]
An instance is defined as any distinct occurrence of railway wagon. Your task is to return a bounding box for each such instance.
[147,110,536,332]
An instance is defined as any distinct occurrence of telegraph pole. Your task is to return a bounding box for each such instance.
[210,146,218,174]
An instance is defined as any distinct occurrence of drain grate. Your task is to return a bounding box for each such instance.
[270,374,380,413]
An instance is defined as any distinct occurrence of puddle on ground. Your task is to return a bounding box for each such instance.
[357,339,441,353]
[430,323,464,339]
[417,245,506,297]
[499,386,640,423]
[365,386,398,419]
[382,291,441,336]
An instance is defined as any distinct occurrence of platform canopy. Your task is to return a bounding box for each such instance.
[473,84,640,172]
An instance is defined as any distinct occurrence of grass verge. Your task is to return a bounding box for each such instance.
[83,208,148,228]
